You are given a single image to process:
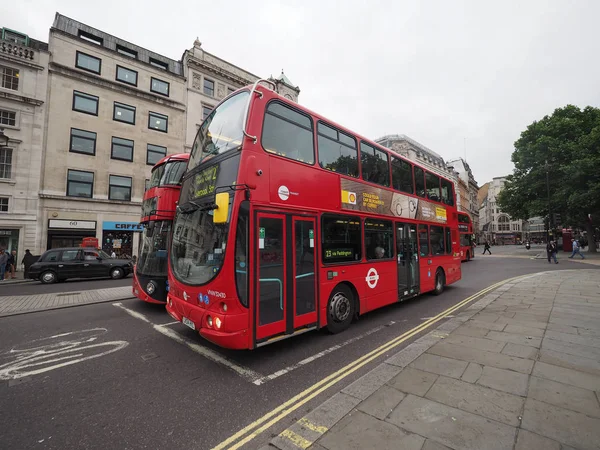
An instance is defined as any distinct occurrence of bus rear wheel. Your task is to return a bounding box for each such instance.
[326,284,355,334]
[433,269,445,296]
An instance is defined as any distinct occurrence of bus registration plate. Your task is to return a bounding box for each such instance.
[182,317,195,330]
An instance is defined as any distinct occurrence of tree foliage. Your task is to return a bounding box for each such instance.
[497,105,600,250]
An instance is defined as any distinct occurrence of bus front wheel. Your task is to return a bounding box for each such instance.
[433,269,445,296]
[327,284,355,334]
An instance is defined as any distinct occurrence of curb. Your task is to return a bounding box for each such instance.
[0,296,137,318]
[267,272,544,450]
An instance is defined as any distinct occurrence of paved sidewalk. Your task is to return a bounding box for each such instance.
[268,269,600,450]
[0,286,135,317]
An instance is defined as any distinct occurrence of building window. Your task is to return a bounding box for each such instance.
[361,141,390,187]
[0,197,7,212]
[391,156,414,194]
[149,58,168,70]
[113,102,136,124]
[202,105,213,120]
[150,77,169,96]
[109,175,132,201]
[70,128,97,155]
[498,216,510,231]
[111,137,134,162]
[148,111,168,133]
[0,148,12,179]
[116,45,137,59]
[2,29,27,45]
[1,66,19,91]
[116,65,138,86]
[364,219,394,260]
[321,214,361,263]
[73,91,99,116]
[147,144,166,165]
[262,101,314,164]
[317,122,358,177]
[0,109,16,126]
[203,78,214,96]
[78,30,103,46]
[67,169,94,198]
[75,51,101,74]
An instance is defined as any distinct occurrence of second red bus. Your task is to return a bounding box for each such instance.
[458,212,475,262]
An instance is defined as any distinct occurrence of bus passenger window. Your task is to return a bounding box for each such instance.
[360,142,390,187]
[445,227,452,254]
[317,123,359,178]
[391,156,414,194]
[364,219,394,260]
[418,224,429,256]
[414,167,426,198]
[441,179,454,206]
[262,102,315,164]
[425,171,441,202]
[430,226,444,255]
[321,214,361,263]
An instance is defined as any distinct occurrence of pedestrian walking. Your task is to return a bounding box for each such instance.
[546,240,558,264]
[0,249,8,281]
[21,249,37,279]
[569,239,585,259]
[7,249,17,278]
[482,241,492,255]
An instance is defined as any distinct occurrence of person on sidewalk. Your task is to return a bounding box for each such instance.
[7,250,17,278]
[546,240,558,264]
[21,249,37,279]
[569,238,585,259]
[0,249,8,281]
[482,241,492,255]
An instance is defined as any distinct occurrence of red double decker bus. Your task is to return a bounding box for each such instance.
[458,212,475,262]
[166,81,461,349]
[133,153,189,304]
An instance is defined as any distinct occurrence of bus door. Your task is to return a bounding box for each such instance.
[396,222,420,299]
[254,212,318,342]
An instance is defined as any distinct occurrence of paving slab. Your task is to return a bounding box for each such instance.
[409,353,469,379]
[501,342,539,359]
[460,362,483,383]
[485,330,542,348]
[528,376,600,418]
[387,367,438,396]
[476,365,529,396]
[318,410,425,450]
[422,439,452,450]
[465,319,506,331]
[545,329,600,349]
[538,348,600,376]
[357,385,406,420]
[444,334,506,352]
[503,324,545,337]
[386,394,517,450]
[425,375,524,426]
[453,324,490,338]
[546,323,580,335]
[521,398,600,450]
[495,316,548,330]
[532,361,600,394]
[428,341,534,374]
[515,429,560,450]
[341,362,400,400]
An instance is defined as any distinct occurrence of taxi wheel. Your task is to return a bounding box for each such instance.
[326,284,355,334]
[110,267,124,279]
[40,271,57,284]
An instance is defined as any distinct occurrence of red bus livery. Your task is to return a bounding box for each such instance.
[133,153,189,304]
[166,81,461,349]
[458,212,475,262]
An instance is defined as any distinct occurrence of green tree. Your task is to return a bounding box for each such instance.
[497,105,600,252]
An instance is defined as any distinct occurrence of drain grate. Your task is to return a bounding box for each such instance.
[56,292,81,297]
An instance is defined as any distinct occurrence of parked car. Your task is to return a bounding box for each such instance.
[28,247,133,284]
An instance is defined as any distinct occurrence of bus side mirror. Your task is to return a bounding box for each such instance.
[213,192,229,224]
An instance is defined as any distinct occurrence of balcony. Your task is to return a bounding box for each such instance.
[0,38,47,64]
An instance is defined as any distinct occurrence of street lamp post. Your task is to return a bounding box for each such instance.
[545,160,553,242]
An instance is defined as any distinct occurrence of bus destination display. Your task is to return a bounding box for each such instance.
[192,165,219,199]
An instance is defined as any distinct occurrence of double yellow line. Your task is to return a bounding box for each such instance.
[213,274,526,450]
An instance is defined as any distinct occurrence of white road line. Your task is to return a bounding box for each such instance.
[420,315,454,321]
[156,321,179,327]
[252,321,396,386]
[112,303,262,383]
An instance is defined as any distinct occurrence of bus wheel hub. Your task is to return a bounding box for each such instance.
[330,292,350,322]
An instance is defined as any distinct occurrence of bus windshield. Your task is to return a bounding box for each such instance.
[150,160,187,189]
[188,91,249,171]
[137,221,170,277]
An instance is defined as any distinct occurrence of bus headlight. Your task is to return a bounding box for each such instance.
[215,317,222,329]
[207,316,213,327]
[146,281,156,294]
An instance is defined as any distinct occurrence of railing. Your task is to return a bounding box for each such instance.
[0,41,35,60]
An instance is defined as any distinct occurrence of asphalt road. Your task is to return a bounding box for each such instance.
[0,276,132,297]
[0,257,595,450]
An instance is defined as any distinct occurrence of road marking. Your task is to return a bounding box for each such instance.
[157,321,179,327]
[0,328,128,380]
[212,274,529,450]
[279,430,311,449]
[112,303,262,383]
[298,418,328,434]
[421,315,454,320]
[252,321,396,386]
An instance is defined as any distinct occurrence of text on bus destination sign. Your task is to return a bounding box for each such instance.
[325,249,354,259]
[192,165,219,198]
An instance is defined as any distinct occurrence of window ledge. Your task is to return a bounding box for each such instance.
[39,193,141,206]
[0,179,16,185]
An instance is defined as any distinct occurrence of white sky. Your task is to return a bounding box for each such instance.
[7,0,600,185]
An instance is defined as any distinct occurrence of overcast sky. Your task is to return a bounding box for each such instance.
[7,0,600,185]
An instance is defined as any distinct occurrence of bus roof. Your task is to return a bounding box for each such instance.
[153,152,190,169]
[246,84,456,186]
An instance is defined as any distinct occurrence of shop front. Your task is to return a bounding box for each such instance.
[0,228,19,254]
[47,219,97,249]
[102,222,143,258]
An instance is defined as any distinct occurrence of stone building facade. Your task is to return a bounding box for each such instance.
[478,177,523,245]
[0,27,49,257]
[446,157,479,234]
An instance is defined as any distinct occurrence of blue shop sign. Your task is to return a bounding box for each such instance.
[103,221,144,232]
